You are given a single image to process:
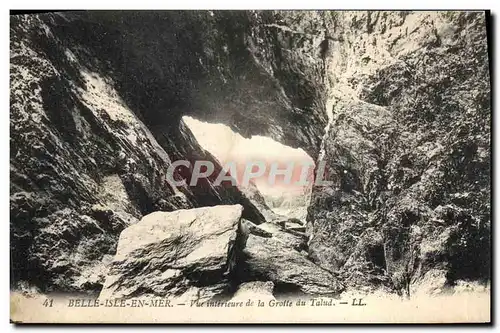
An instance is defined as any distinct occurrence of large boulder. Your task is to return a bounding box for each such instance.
[99,205,243,301]
[230,281,276,302]
[100,205,343,301]
[10,13,267,292]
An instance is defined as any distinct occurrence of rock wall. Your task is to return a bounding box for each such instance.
[10,10,330,293]
[41,11,329,158]
[100,205,244,301]
[308,11,491,295]
[10,10,491,297]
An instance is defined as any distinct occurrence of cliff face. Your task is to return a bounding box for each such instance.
[10,11,328,293]
[10,11,490,297]
[308,11,491,294]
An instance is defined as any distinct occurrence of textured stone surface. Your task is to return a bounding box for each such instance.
[230,281,276,302]
[99,205,243,300]
[238,234,343,296]
[10,10,490,298]
[308,11,490,295]
[239,182,282,222]
[39,11,329,158]
[9,13,266,292]
[255,221,308,252]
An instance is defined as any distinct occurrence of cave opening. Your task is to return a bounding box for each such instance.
[182,116,315,222]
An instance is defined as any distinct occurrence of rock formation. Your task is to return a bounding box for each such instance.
[10,10,490,299]
[100,205,243,301]
[308,11,491,296]
[100,205,341,301]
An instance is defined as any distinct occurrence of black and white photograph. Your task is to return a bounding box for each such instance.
[8,9,492,323]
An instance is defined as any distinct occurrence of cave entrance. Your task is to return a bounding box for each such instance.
[182,116,314,222]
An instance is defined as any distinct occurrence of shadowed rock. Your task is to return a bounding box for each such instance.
[238,234,344,296]
[99,205,243,301]
[230,281,275,301]
[309,11,490,295]
[10,10,490,298]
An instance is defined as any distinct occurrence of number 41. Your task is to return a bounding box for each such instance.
[43,298,53,307]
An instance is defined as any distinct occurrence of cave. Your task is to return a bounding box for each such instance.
[183,115,315,222]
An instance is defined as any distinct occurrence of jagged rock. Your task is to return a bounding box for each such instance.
[10,13,267,291]
[256,222,308,252]
[241,218,308,251]
[287,226,306,233]
[340,228,393,291]
[99,205,243,300]
[274,217,305,228]
[237,234,343,296]
[242,219,273,238]
[231,281,275,301]
[38,11,328,158]
[10,10,490,298]
[269,191,311,222]
[309,11,490,294]
[10,10,327,294]
[308,100,394,272]
[239,182,282,222]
